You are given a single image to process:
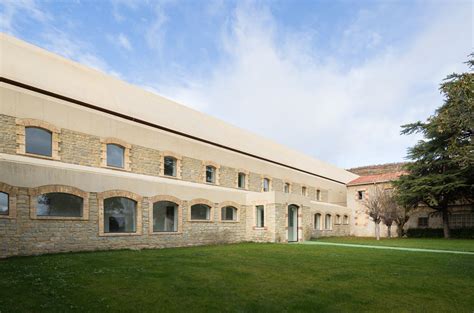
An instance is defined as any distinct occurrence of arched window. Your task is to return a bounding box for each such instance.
[343,215,349,225]
[153,201,178,232]
[206,166,216,183]
[106,144,125,168]
[335,214,341,224]
[104,197,137,233]
[191,204,211,220]
[37,193,83,217]
[25,127,52,157]
[314,213,321,230]
[0,192,9,215]
[302,186,307,196]
[221,206,237,221]
[325,214,332,230]
[163,156,177,177]
[284,183,290,193]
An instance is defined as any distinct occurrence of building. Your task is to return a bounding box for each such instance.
[0,34,358,258]
[347,163,474,237]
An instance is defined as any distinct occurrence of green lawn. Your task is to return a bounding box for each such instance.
[1,243,473,313]
[313,237,474,252]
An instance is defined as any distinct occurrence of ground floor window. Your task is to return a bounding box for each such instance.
[221,206,237,221]
[449,213,474,228]
[256,205,265,227]
[153,201,178,232]
[417,217,428,227]
[343,215,349,225]
[314,213,321,230]
[104,197,137,233]
[0,192,8,215]
[191,204,211,220]
[325,214,332,230]
[37,193,83,217]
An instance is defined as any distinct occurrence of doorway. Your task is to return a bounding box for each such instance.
[288,205,299,242]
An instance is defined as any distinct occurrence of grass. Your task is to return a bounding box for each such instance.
[313,236,474,252]
[0,243,473,313]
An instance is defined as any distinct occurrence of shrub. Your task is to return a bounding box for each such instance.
[407,228,474,239]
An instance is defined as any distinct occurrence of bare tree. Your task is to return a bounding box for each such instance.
[363,186,385,240]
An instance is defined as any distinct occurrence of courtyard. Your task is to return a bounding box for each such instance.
[1,240,473,312]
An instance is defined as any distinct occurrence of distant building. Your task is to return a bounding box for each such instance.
[347,163,473,237]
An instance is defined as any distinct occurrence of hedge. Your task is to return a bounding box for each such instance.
[407,228,474,239]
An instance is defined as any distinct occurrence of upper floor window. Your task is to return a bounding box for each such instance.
[153,201,178,232]
[206,166,216,184]
[25,127,52,157]
[221,206,237,221]
[314,213,322,230]
[263,178,270,192]
[164,156,177,177]
[284,183,290,193]
[325,214,332,230]
[302,186,307,196]
[191,204,211,220]
[238,172,246,189]
[107,144,125,168]
[0,192,9,215]
[104,197,137,233]
[335,214,341,224]
[36,192,84,217]
[256,205,265,227]
[357,190,365,200]
[316,189,321,201]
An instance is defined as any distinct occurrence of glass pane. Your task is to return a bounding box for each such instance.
[37,193,83,217]
[153,201,177,232]
[238,173,245,188]
[263,179,269,192]
[164,157,176,176]
[221,206,236,221]
[206,166,215,183]
[107,144,124,168]
[26,127,52,157]
[315,214,321,230]
[0,192,8,215]
[191,204,210,220]
[104,197,136,233]
[256,206,264,227]
[284,184,289,193]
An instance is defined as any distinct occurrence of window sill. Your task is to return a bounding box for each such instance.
[103,165,130,172]
[99,232,142,237]
[149,231,183,235]
[0,215,16,219]
[21,152,58,161]
[32,216,88,221]
[253,226,267,230]
[188,220,213,223]
[161,174,182,180]
[220,220,239,223]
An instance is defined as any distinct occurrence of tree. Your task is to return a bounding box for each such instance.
[394,56,474,238]
[363,185,385,240]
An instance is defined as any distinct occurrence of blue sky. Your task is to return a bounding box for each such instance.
[1,0,472,168]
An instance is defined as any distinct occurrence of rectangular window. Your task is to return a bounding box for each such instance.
[153,202,177,232]
[357,190,365,200]
[0,192,9,215]
[316,189,321,201]
[164,157,177,177]
[107,144,125,168]
[221,206,237,221]
[256,205,265,227]
[25,127,52,157]
[206,166,216,183]
[238,173,246,189]
[302,186,307,196]
[284,183,290,193]
[418,217,428,227]
[263,178,270,192]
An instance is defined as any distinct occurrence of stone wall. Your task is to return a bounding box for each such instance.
[0,114,16,154]
[61,129,101,167]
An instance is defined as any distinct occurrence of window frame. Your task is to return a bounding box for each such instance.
[160,152,182,179]
[100,138,131,171]
[325,214,333,230]
[149,195,183,234]
[335,214,341,225]
[418,217,429,228]
[29,185,89,220]
[357,190,366,200]
[284,182,291,194]
[16,118,61,160]
[255,205,266,229]
[302,186,307,196]
[219,201,241,223]
[343,215,349,225]
[316,189,321,201]
[98,190,143,236]
[314,213,322,230]
[237,172,248,189]
[202,161,220,185]
[188,199,214,222]
[0,182,17,219]
[262,177,271,192]
[106,143,125,168]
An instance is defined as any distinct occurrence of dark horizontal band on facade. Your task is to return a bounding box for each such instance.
[0,76,345,185]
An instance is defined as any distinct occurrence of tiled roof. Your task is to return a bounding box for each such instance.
[347,171,406,186]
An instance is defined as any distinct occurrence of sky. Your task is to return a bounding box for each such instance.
[1,0,472,168]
